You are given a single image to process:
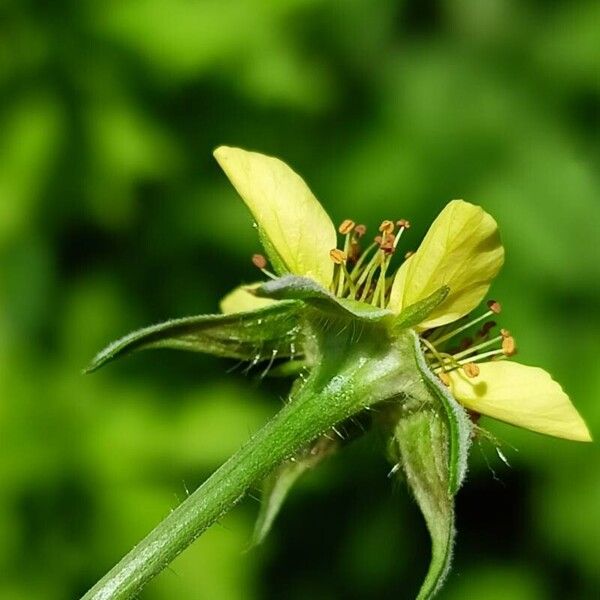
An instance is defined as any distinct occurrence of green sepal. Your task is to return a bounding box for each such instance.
[393,286,450,331]
[252,435,337,546]
[256,275,393,321]
[411,331,472,493]
[265,360,308,378]
[392,408,455,600]
[85,301,301,373]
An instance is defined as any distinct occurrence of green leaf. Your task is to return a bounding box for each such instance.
[85,300,301,372]
[393,408,455,600]
[256,275,393,321]
[393,285,450,331]
[252,435,337,546]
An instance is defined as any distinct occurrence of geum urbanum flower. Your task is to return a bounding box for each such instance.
[85,147,591,600]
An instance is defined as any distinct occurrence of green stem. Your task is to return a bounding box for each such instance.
[82,370,366,600]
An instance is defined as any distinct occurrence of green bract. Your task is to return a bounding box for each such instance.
[83,147,591,600]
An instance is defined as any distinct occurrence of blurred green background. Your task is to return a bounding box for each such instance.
[1,0,599,598]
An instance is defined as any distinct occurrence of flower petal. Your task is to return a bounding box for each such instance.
[448,361,592,442]
[388,200,504,328]
[214,146,337,288]
[220,283,276,314]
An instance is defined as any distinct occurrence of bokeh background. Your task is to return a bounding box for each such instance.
[1,0,599,598]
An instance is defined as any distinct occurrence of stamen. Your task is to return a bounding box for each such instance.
[502,336,516,356]
[349,242,377,281]
[392,219,409,250]
[379,233,395,254]
[487,299,502,314]
[434,306,498,346]
[354,224,367,238]
[348,240,360,263]
[338,219,355,235]
[438,372,450,386]
[251,254,277,279]
[355,247,383,295]
[329,249,346,264]
[379,220,394,235]
[462,362,480,378]
[461,348,505,364]
[453,335,503,361]
[421,338,451,372]
[500,328,511,338]
[358,251,383,302]
[252,254,267,269]
[430,348,506,371]
[372,255,389,307]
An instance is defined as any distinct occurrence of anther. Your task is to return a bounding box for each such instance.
[329,248,347,264]
[354,224,367,238]
[487,299,502,314]
[463,363,480,378]
[338,219,355,235]
[378,220,395,234]
[438,372,450,386]
[502,336,516,356]
[396,219,411,229]
[252,254,267,269]
[500,328,511,338]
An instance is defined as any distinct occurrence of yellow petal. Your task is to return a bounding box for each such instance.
[388,200,504,328]
[448,361,592,442]
[214,146,336,288]
[220,283,276,314]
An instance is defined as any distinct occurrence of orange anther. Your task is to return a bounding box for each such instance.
[338,219,355,235]
[354,224,367,238]
[487,300,502,314]
[439,372,450,386]
[463,363,480,378]
[378,220,394,234]
[252,254,267,269]
[502,336,516,356]
[329,248,347,264]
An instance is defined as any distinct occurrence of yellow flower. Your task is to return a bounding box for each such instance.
[214,145,591,443]
[86,146,592,600]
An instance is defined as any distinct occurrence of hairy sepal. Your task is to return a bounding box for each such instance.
[411,331,472,493]
[392,408,455,600]
[382,332,472,598]
[85,301,301,372]
[252,435,338,546]
[393,286,450,331]
[256,275,393,322]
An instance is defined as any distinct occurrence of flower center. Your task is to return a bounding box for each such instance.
[327,218,413,308]
[420,300,517,383]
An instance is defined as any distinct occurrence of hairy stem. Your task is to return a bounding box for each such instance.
[82,370,368,600]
